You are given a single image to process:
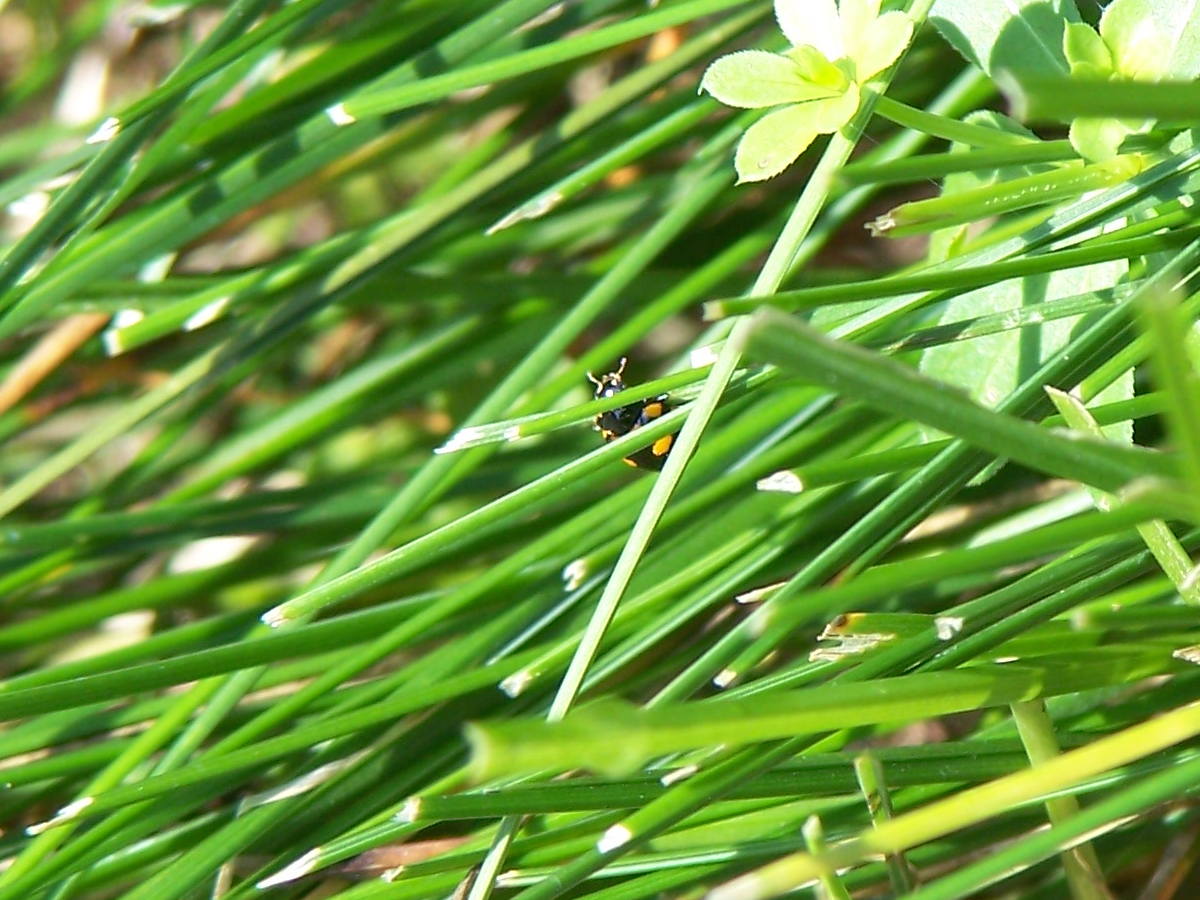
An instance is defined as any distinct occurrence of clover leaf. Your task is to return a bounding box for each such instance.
[701,0,912,183]
[1062,0,1174,161]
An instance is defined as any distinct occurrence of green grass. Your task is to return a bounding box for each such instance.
[0,0,1199,898]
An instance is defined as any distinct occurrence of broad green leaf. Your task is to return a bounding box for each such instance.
[776,0,842,60]
[700,50,842,108]
[1069,116,1131,162]
[1100,0,1200,79]
[1054,2,1197,160]
[1063,21,1113,75]
[921,248,1133,445]
[847,10,914,81]
[733,85,860,183]
[920,111,1133,451]
[1055,15,1153,161]
[1100,0,1172,79]
[1063,61,1112,80]
[931,0,1081,79]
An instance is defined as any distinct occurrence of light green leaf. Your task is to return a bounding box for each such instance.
[733,85,859,183]
[1100,0,1173,79]
[1069,117,1131,162]
[848,10,914,81]
[931,0,1080,79]
[1100,0,1200,79]
[839,0,880,47]
[788,44,852,92]
[802,81,861,131]
[1063,21,1113,76]
[1065,61,1113,80]
[735,108,820,183]
[700,50,842,108]
[776,0,842,60]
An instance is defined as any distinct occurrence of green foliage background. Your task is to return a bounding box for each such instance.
[0,0,1199,897]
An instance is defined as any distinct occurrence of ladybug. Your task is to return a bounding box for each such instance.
[587,357,676,470]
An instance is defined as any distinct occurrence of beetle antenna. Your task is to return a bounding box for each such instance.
[586,370,602,387]
[616,356,627,377]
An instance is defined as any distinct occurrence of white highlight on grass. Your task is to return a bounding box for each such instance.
[102,330,125,357]
[495,869,528,888]
[690,344,719,367]
[261,604,291,627]
[488,192,563,234]
[756,470,803,493]
[435,426,483,454]
[810,633,892,662]
[7,191,50,221]
[735,582,781,605]
[596,823,632,852]
[86,116,121,144]
[27,797,94,835]
[103,306,147,355]
[519,3,567,31]
[1067,814,1140,846]
[138,251,176,283]
[256,849,320,889]
[244,753,368,810]
[935,616,964,640]
[501,669,534,698]
[399,796,421,823]
[1181,563,1200,595]
[660,764,698,786]
[866,213,895,237]
[129,3,187,26]
[326,103,356,126]
[712,668,738,689]
[563,558,588,590]
[183,296,231,332]
[169,534,257,574]
[113,308,146,328]
[1173,645,1200,665]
